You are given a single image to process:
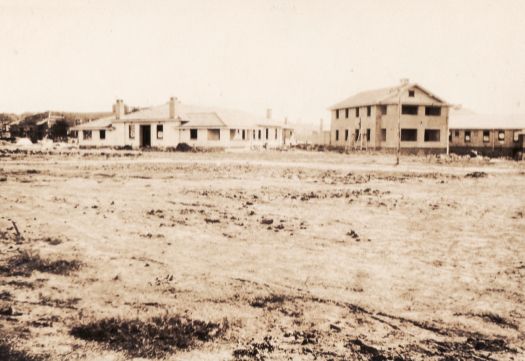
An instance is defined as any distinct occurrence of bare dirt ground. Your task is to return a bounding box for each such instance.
[1,149,524,360]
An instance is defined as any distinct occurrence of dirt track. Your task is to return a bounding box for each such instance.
[1,150,524,360]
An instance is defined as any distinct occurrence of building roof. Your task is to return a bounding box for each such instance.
[70,116,114,130]
[183,112,225,128]
[116,101,287,129]
[72,100,289,130]
[449,112,525,130]
[329,83,447,110]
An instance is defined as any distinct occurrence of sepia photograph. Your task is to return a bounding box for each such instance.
[0,0,524,360]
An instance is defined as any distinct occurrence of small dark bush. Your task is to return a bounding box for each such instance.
[70,315,228,358]
[0,251,81,277]
[114,145,133,151]
[250,294,288,308]
[465,171,487,178]
[175,143,194,152]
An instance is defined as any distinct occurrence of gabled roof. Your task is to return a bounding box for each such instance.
[329,83,447,110]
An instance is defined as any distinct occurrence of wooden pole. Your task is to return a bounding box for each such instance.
[396,90,401,165]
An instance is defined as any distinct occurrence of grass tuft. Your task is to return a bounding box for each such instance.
[70,315,228,358]
[0,251,81,277]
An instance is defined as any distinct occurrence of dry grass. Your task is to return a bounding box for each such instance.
[70,315,228,358]
[0,251,81,277]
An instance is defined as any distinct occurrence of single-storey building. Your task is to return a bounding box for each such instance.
[329,80,451,154]
[72,97,295,149]
[449,108,525,158]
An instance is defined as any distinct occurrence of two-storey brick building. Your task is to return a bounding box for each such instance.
[329,80,450,154]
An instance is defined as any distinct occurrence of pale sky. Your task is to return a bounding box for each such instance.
[1,0,524,124]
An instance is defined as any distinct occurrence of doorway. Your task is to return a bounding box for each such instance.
[140,125,151,147]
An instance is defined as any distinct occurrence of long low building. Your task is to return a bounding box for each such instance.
[72,97,294,149]
[449,108,525,157]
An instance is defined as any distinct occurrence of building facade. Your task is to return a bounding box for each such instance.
[449,110,525,157]
[72,98,294,149]
[329,81,450,154]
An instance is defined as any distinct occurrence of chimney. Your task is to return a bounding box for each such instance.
[266,108,272,120]
[284,117,288,125]
[400,78,409,86]
[169,97,177,119]
[114,99,124,120]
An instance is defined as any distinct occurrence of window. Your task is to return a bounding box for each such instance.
[380,129,387,142]
[265,128,269,140]
[129,124,135,139]
[449,131,452,142]
[483,130,490,143]
[424,129,440,142]
[82,130,92,140]
[498,130,505,141]
[379,105,387,115]
[157,124,163,139]
[402,105,418,115]
[401,129,418,141]
[190,128,198,140]
[464,130,471,142]
[207,129,220,141]
[514,131,520,143]
[275,128,278,139]
[99,130,106,140]
[253,130,256,139]
[258,129,261,140]
[242,129,246,140]
[455,130,459,137]
[335,130,339,141]
[345,108,349,118]
[355,129,360,141]
[345,129,349,141]
[367,106,371,117]
[408,90,415,97]
[336,109,340,119]
[356,108,360,117]
[366,128,371,142]
[425,106,441,116]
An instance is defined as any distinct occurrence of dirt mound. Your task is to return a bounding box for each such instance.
[233,336,274,360]
[0,251,81,277]
[70,315,228,358]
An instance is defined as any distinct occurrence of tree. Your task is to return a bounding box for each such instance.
[48,120,69,141]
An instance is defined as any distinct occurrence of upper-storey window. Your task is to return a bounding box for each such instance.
[425,106,441,116]
[401,105,418,115]
[408,90,415,97]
